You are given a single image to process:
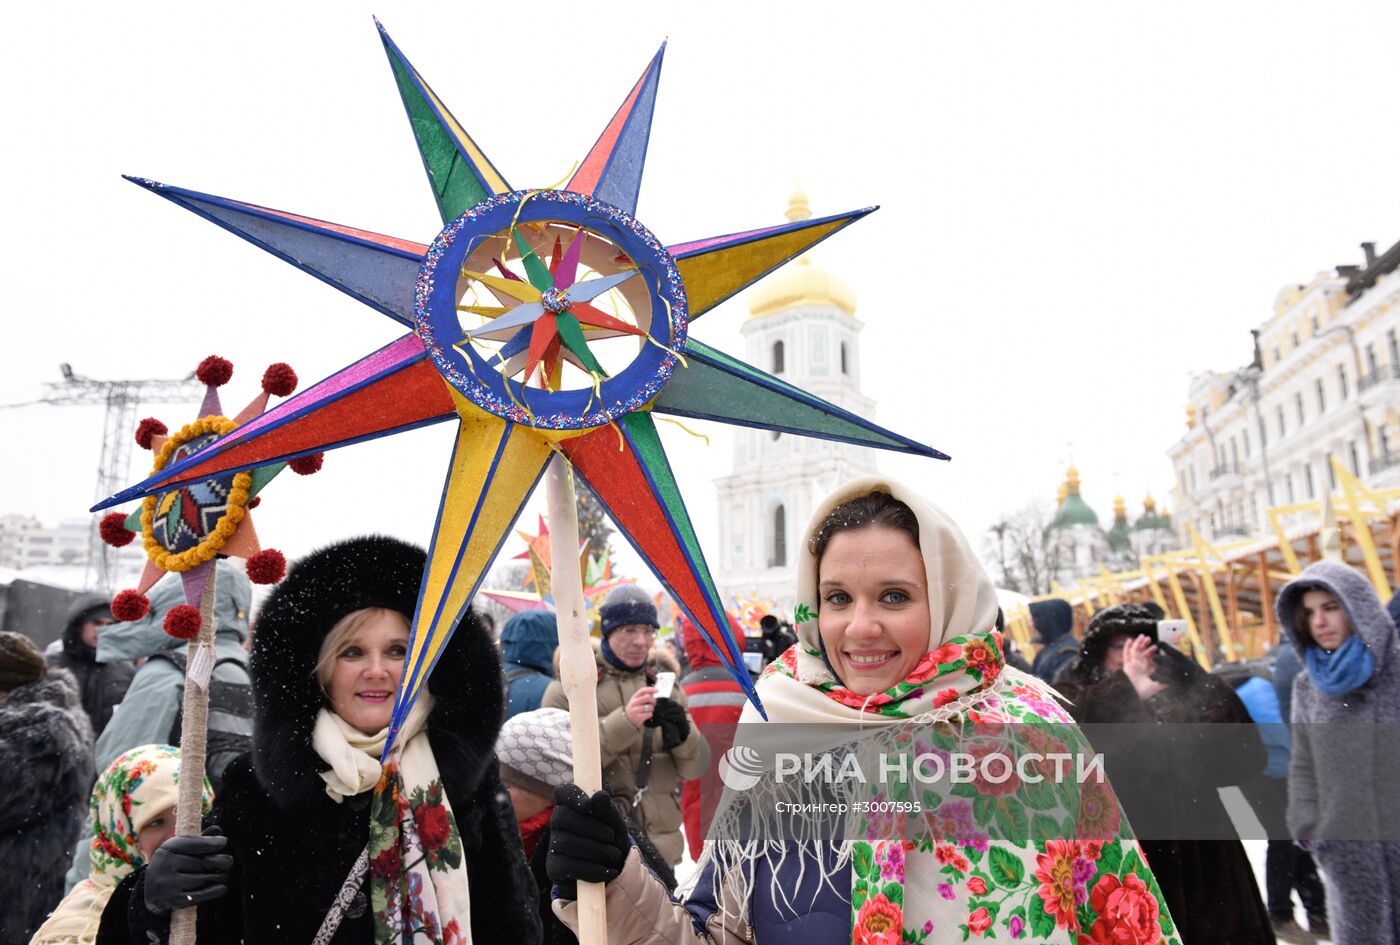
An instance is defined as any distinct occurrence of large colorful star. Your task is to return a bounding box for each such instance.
[95,21,947,743]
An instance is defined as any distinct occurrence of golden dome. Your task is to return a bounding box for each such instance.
[1113,495,1126,518]
[1065,465,1082,496]
[747,188,857,319]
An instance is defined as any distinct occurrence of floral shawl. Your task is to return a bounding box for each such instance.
[366,722,472,945]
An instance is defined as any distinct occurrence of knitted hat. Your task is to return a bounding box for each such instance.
[598,584,658,636]
[0,631,47,691]
[496,707,573,799]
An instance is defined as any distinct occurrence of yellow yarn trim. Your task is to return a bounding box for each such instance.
[141,416,251,573]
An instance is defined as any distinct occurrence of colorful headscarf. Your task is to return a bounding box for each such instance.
[31,744,213,945]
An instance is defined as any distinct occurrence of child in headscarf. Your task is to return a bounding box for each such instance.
[31,744,211,945]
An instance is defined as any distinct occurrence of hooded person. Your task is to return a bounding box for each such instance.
[46,595,133,738]
[501,610,559,719]
[1027,598,1079,684]
[1055,602,1273,945]
[0,632,93,945]
[678,611,747,862]
[1276,561,1400,945]
[90,560,254,780]
[32,744,212,945]
[544,477,1183,945]
[496,707,676,945]
[64,560,253,893]
[540,583,710,867]
[96,535,541,945]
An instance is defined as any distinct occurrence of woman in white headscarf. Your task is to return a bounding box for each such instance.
[547,478,1182,945]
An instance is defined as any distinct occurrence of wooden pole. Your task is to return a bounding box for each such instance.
[169,568,219,945]
[546,454,608,945]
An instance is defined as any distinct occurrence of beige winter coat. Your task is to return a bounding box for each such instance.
[541,640,710,866]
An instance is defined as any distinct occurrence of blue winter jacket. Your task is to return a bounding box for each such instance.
[1234,676,1291,779]
[500,610,558,719]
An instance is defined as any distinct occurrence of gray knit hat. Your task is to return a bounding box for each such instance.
[496,707,574,799]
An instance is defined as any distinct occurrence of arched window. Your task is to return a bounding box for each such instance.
[771,504,787,568]
[840,342,848,375]
[772,340,785,375]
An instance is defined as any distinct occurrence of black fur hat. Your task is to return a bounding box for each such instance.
[249,535,504,809]
[1066,601,1203,686]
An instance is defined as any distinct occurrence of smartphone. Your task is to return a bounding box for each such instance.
[1153,619,1188,647]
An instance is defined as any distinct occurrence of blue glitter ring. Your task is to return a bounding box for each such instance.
[415,190,688,430]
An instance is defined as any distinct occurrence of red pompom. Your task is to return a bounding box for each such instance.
[99,513,136,548]
[245,548,287,585]
[261,362,298,397]
[163,605,202,640]
[111,590,150,622]
[135,418,168,450]
[196,355,234,387]
[248,496,261,509]
[288,452,324,476]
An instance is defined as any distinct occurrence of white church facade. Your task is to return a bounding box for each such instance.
[713,190,879,609]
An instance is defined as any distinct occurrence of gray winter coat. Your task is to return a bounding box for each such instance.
[1277,560,1400,945]
[65,562,252,891]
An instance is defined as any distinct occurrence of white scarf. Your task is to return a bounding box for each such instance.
[313,694,433,802]
[312,694,474,944]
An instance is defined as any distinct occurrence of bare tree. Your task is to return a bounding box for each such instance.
[984,502,1071,596]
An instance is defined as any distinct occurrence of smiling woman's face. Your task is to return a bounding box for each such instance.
[816,525,932,695]
[322,609,410,735]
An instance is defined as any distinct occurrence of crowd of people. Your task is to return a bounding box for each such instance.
[0,477,1397,943]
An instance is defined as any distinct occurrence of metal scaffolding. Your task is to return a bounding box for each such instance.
[39,363,203,589]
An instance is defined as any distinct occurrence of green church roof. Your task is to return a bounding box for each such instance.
[1051,493,1100,530]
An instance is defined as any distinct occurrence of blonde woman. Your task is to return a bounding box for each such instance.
[99,536,539,945]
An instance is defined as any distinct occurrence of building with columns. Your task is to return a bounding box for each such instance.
[713,189,879,608]
[1168,239,1400,543]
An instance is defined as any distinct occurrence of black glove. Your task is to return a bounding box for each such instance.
[143,826,233,914]
[547,784,630,897]
[645,698,691,750]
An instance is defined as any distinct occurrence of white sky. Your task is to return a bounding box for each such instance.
[3,1,1398,594]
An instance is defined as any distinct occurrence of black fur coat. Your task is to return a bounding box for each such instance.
[1058,630,1272,945]
[100,536,541,945]
[0,667,94,945]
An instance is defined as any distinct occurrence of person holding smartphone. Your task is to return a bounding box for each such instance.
[540,584,710,867]
[1056,602,1274,945]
